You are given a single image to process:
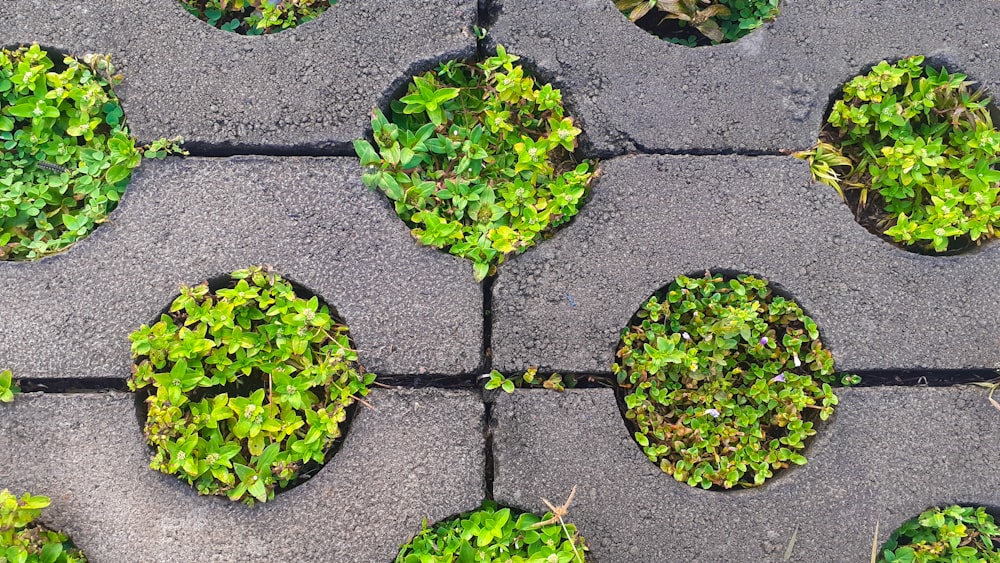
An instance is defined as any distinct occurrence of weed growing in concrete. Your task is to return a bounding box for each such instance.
[128,266,375,504]
[613,272,858,489]
[354,45,596,281]
[484,368,577,392]
[396,497,587,562]
[178,0,334,34]
[0,370,18,403]
[0,44,185,261]
[0,489,87,562]
[616,0,779,46]
[797,55,1000,254]
[879,505,1000,562]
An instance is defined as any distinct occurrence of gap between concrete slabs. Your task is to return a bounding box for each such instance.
[492,387,1000,563]
[491,154,1000,373]
[0,156,482,379]
[0,0,476,153]
[486,0,1000,156]
[0,388,484,563]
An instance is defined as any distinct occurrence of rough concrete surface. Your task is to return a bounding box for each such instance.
[0,0,476,152]
[0,388,484,563]
[492,154,1000,373]
[493,387,1000,563]
[0,157,482,379]
[487,0,1000,156]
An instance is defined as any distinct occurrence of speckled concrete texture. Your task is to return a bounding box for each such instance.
[492,387,1000,563]
[491,154,1000,373]
[487,0,1000,156]
[0,388,484,563]
[0,0,476,153]
[0,157,482,379]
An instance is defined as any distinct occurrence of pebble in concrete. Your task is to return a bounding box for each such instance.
[491,154,1000,373]
[0,0,476,152]
[492,387,1000,562]
[487,0,1000,156]
[0,157,482,379]
[0,388,484,563]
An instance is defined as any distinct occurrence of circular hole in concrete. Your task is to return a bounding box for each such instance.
[877,505,1000,561]
[129,266,372,504]
[613,270,850,490]
[0,489,88,561]
[1,44,147,261]
[615,0,780,47]
[396,500,590,560]
[356,47,598,282]
[801,55,1000,256]
[176,0,335,35]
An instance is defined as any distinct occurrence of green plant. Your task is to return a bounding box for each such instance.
[395,499,587,563]
[0,370,19,403]
[179,0,334,35]
[484,368,578,393]
[615,0,780,45]
[879,506,1000,563]
[0,45,185,261]
[797,55,1000,253]
[354,45,596,281]
[612,272,858,490]
[127,266,375,504]
[0,489,87,563]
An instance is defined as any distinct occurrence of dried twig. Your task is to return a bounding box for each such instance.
[534,485,584,563]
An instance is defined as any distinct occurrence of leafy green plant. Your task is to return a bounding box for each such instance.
[396,498,587,562]
[0,489,87,563]
[178,0,334,35]
[127,266,375,504]
[613,272,858,490]
[879,506,1000,563]
[797,55,1000,253]
[484,368,578,393]
[0,370,19,403]
[615,0,780,46]
[354,45,596,281]
[0,45,185,261]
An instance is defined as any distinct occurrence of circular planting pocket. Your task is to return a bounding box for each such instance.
[613,272,857,490]
[177,0,335,34]
[797,55,1000,255]
[0,44,183,261]
[396,501,589,562]
[0,489,88,562]
[127,266,375,505]
[878,505,1000,562]
[354,45,596,282]
[615,0,780,46]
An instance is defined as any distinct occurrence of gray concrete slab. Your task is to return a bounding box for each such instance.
[493,387,1000,563]
[0,156,482,379]
[0,388,484,563]
[0,0,476,152]
[487,0,1000,156]
[492,154,1000,373]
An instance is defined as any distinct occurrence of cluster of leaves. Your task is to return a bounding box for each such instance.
[396,502,587,563]
[0,370,19,403]
[0,45,185,261]
[798,56,1000,253]
[879,506,1000,562]
[612,272,859,490]
[127,266,375,504]
[179,0,334,34]
[616,0,780,46]
[0,490,87,563]
[485,368,578,393]
[354,45,595,281]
